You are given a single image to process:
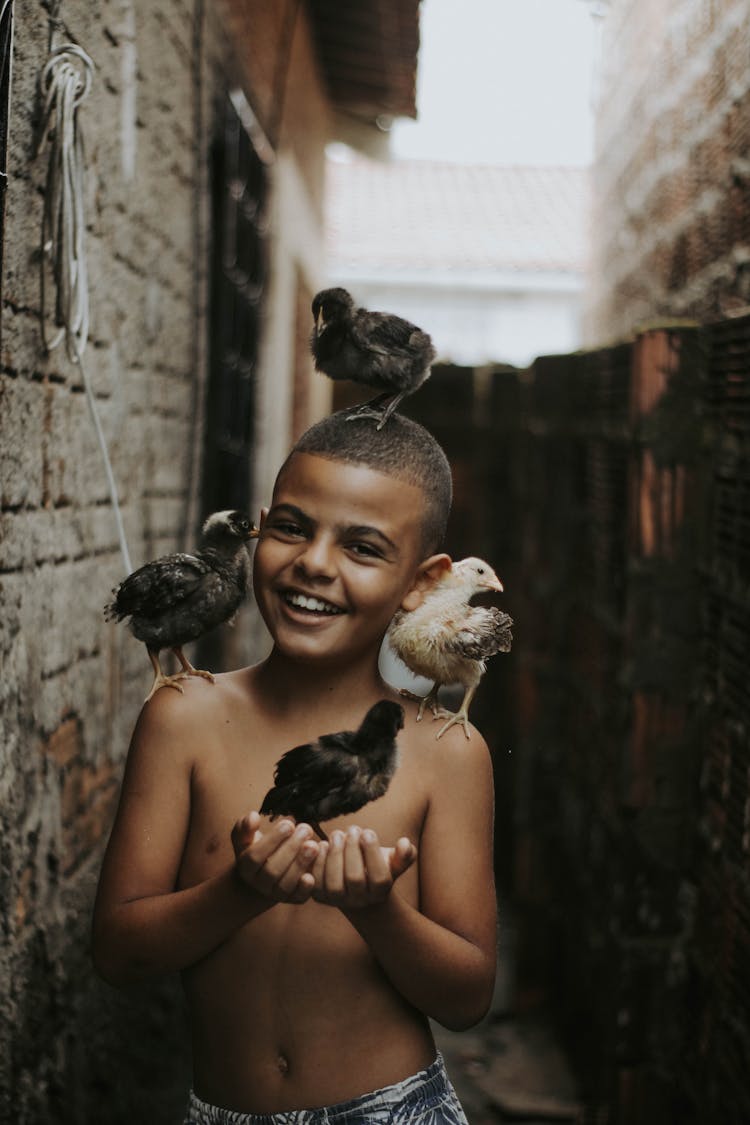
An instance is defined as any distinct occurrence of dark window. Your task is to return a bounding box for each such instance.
[201,91,270,520]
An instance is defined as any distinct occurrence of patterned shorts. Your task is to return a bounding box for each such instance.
[183,1053,468,1124]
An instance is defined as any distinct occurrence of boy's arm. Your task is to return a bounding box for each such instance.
[314,729,497,1031]
[92,691,319,987]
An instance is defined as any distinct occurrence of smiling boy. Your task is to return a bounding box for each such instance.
[93,412,498,1124]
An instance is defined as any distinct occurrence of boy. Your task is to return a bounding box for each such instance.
[93,411,498,1123]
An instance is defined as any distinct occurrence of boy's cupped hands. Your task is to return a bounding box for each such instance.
[231,813,416,910]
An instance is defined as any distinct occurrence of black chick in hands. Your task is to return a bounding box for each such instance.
[104,510,258,702]
[310,288,436,429]
[260,700,404,840]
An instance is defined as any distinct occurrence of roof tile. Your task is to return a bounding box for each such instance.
[325,155,590,274]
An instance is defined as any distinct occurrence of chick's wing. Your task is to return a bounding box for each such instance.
[444,606,514,660]
[261,733,361,819]
[350,310,429,357]
[271,731,360,789]
[114,553,209,616]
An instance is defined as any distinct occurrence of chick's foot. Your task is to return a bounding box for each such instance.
[433,707,472,740]
[144,671,188,703]
[143,648,188,701]
[174,646,216,685]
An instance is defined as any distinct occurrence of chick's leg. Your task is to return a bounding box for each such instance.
[399,682,441,721]
[344,392,404,429]
[434,683,478,741]
[173,646,216,685]
[374,391,406,430]
[144,648,188,703]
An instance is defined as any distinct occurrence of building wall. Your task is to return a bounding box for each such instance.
[1,3,331,1120]
[218,0,333,513]
[585,0,750,343]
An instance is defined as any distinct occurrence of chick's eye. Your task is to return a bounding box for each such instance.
[478,567,485,574]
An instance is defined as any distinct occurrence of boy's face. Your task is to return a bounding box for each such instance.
[254,453,434,668]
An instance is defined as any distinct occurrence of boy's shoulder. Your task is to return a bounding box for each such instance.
[393,693,492,774]
[394,696,494,837]
[131,667,257,757]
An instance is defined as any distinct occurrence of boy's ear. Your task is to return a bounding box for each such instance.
[258,506,269,531]
[400,553,452,611]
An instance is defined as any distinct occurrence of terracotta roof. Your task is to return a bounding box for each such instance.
[308,1,421,123]
[325,155,590,275]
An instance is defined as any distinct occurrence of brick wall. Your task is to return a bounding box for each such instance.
[0,3,330,1121]
[586,0,750,343]
[1,5,222,1119]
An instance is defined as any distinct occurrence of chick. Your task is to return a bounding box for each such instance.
[387,557,513,740]
[260,700,404,840]
[104,510,258,701]
[310,287,436,429]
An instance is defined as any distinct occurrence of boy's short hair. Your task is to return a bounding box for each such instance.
[285,411,452,555]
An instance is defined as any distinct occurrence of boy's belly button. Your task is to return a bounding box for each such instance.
[276,1053,290,1076]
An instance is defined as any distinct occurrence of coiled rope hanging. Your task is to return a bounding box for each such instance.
[37,33,132,574]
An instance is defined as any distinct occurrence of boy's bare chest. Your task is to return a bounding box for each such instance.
[178,704,427,887]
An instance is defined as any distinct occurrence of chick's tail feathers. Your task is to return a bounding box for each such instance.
[258,791,329,843]
[103,593,122,622]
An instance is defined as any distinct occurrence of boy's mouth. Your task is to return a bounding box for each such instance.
[280,589,346,616]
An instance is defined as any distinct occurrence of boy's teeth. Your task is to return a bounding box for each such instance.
[285,592,342,614]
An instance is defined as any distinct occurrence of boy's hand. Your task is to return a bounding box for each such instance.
[231,812,319,904]
[310,826,416,909]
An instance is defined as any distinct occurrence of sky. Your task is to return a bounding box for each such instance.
[390,0,599,166]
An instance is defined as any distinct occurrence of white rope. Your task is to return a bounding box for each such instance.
[37,41,132,574]
[37,43,91,358]
[0,1,14,187]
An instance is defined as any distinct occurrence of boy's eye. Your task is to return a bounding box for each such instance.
[348,541,382,559]
[269,520,305,537]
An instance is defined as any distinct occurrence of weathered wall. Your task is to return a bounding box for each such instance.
[1,5,223,1120]
[486,321,749,1123]
[0,3,330,1121]
[505,334,706,1121]
[585,0,750,343]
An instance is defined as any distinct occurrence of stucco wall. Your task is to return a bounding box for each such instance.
[585,0,750,343]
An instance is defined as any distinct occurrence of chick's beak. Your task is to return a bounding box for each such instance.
[482,575,504,593]
[247,525,260,540]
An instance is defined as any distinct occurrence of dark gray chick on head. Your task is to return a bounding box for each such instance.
[310,287,436,429]
[260,700,405,840]
[104,509,258,701]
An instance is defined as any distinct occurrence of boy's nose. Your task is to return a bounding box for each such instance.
[293,536,336,581]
